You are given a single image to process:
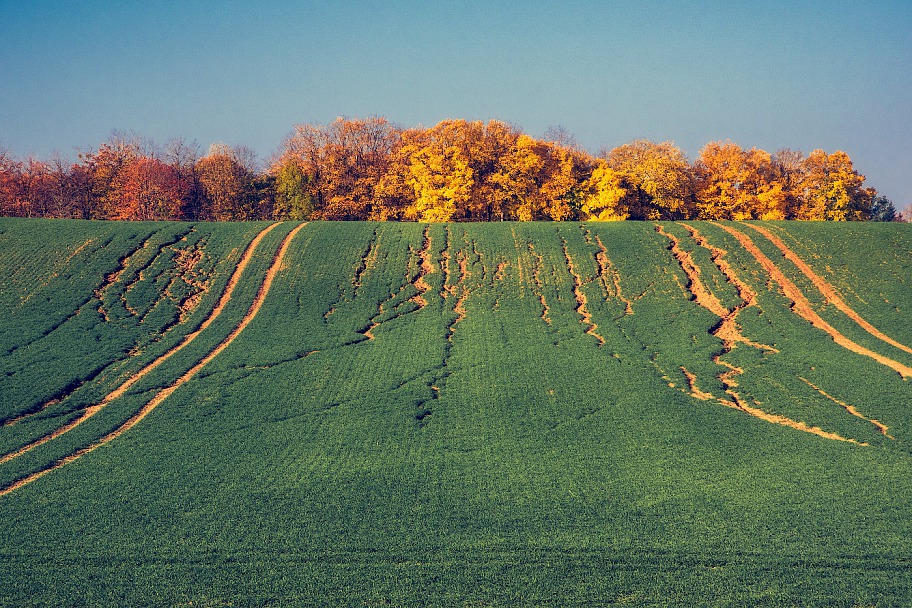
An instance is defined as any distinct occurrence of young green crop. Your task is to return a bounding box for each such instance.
[1,218,912,606]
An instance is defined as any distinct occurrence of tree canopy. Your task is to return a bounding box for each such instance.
[0,119,900,222]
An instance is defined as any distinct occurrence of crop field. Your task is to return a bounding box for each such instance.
[1,218,912,606]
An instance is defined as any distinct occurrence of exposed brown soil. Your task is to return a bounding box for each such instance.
[527,243,551,325]
[0,222,307,497]
[658,223,859,444]
[0,222,284,468]
[799,377,894,439]
[655,225,728,318]
[66,239,96,264]
[681,366,714,401]
[362,227,436,341]
[412,226,434,308]
[94,235,157,322]
[747,223,912,356]
[683,225,778,353]
[561,238,605,345]
[494,260,509,282]
[717,223,912,379]
[594,234,633,315]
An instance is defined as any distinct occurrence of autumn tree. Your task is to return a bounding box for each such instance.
[278,116,399,220]
[580,161,629,220]
[112,156,183,220]
[80,136,140,218]
[539,142,593,220]
[272,161,314,220]
[693,141,787,220]
[196,143,260,220]
[794,150,872,220]
[488,134,546,221]
[163,137,203,220]
[603,140,694,220]
[403,144,474,222]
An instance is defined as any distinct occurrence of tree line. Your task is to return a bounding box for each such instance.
[0,117,902,222]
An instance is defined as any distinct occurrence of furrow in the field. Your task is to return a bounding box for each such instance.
[325,229,378,321]
[681,366,714,401]
[124,227,199,320]
[0,222,307,497]
[717,223,912,379]
[93,233,159,322]
[588,231,633,316]
[658,223,860,444]
[655,225,728,318]
[410,226,434,308]
[526,242,551,325]
[799,377,894,439]
[0,222,283,467]
[683,224,778,353]
[97,228,194,322]
[747,223,912,356]
[360,227,431,340]
[415,225,471,427]
[3,237,215,427]
[560,237,604,345]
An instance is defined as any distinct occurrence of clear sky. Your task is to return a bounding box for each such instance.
[1,1,910,208]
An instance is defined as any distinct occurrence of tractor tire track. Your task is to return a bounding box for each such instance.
[584,230,633,320]
[799,377,894,439]
[0,222,284,468]
[561,237,605,345]
[658,223,861,444]
[359,226,432,341]
[746,223,912,356]
[717,223,912,379]
[0,222,306,496]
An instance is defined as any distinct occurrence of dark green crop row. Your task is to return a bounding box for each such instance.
[1,218,911,606]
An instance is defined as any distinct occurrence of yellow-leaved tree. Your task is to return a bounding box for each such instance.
[580,161,628,220]
[404,144,474,222]
[604,140,693,220]
[795,150,873,220]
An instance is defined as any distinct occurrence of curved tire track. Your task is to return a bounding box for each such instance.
[746,223,912,356]
[717,223,912,379]
[1,222,306,496]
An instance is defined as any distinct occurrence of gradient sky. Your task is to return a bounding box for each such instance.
[1,1,910,208]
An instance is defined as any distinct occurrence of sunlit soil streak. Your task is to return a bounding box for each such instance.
[716,223,912,379]
[716,356,866,445]
[682,224,779,353]
[416,227,469,427]
[657,223,861,444]
[655,225,728,317]
[526,243,551,325]
[0,222,308,497]
[360,227,432,341]
[325,229,378,321]
[0,222,285,468]
[799,377,894,439]
[746,223,912,356]
[560,238,604,345]
[410,226,434,308]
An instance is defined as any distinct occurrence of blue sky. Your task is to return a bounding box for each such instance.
[1,1,910,208]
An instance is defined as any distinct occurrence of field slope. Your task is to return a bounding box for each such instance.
[1,218,912,606]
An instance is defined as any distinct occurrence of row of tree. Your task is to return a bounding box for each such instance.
[0,117,902,222]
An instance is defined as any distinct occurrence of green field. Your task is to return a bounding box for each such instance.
[1,218,912,607]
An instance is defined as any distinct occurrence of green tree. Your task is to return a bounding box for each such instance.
[273,162,314,220]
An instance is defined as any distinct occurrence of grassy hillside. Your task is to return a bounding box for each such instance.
[1,218,911,606]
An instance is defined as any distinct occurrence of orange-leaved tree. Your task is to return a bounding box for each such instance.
[693,141,787,220]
